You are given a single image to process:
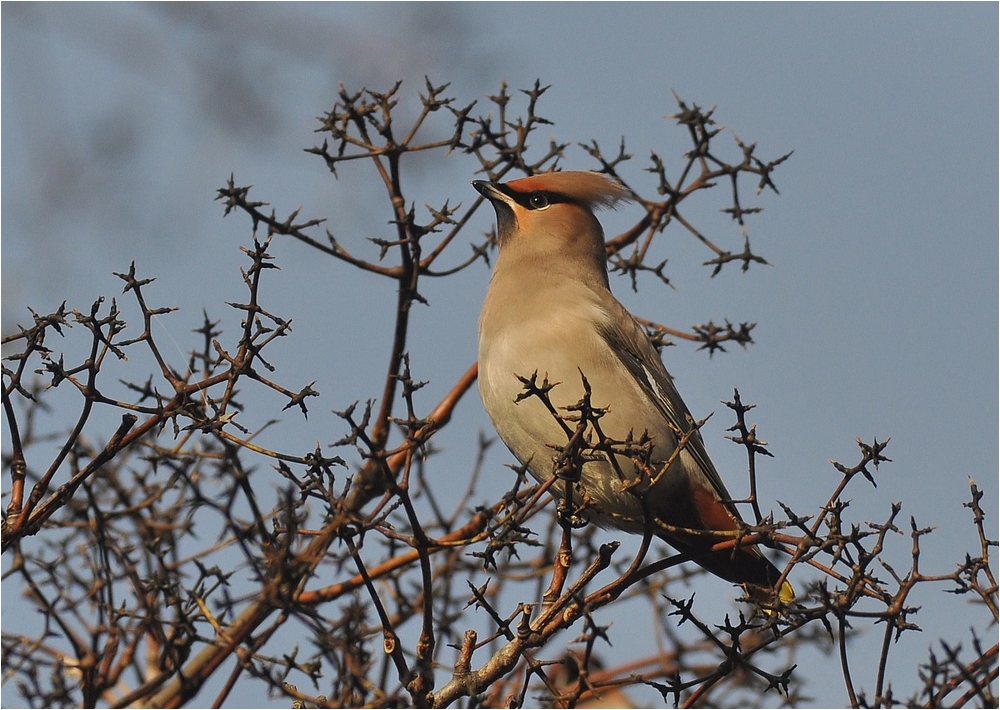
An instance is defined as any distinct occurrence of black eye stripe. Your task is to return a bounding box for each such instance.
[491,183,572,210]
[508,189,567,210]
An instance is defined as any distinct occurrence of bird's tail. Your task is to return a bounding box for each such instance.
[669,536,794,608]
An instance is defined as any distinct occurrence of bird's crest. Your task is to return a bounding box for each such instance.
[506,171,631,210]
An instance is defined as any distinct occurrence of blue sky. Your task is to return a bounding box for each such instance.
[3,3,997,707]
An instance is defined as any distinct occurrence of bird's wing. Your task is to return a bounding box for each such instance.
[598,307,744,521]
[598,303,795,602]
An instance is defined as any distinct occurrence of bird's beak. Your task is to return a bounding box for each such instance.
[472,180,506,204]
[473,180,517,241]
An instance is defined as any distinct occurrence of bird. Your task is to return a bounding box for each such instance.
[474,170,793,605]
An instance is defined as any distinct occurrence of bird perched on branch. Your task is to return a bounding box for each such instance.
[474,171,792,606]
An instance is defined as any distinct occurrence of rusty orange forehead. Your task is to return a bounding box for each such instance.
[504,171,631,210]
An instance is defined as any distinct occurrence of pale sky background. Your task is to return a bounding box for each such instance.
[2,3,997,708]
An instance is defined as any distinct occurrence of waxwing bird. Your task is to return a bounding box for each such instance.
[474,171,792,605]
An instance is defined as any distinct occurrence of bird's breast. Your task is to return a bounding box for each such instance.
[478,282,683,531]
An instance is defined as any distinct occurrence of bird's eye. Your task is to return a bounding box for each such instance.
[528,193,549,210]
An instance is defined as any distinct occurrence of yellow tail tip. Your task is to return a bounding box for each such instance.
[778,579,795,605]
[741,579,795,613]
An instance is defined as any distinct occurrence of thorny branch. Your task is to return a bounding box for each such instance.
[2,80,994,709]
